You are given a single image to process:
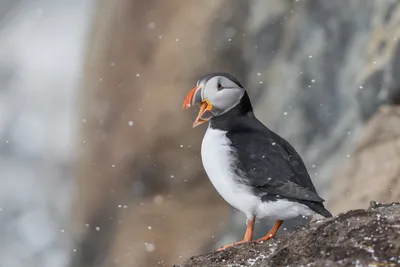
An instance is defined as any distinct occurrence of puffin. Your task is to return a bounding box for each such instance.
[182,72,332,251]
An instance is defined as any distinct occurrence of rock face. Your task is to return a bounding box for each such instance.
[177,202,400,267]
[329,106,400,214]
[246,0,400,194]
[0,1,91,267]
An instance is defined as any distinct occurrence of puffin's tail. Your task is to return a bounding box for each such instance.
[309,202,333,218]
[317,206,333,218]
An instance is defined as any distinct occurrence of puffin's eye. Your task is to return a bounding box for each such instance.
[217,82,223,90]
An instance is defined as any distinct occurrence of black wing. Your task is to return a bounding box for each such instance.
[226,115,325,203]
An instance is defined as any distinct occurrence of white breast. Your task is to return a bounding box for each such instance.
[201,126,260,218]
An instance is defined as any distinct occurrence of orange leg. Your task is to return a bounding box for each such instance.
[255,220,283,242]
[216,216,255,251]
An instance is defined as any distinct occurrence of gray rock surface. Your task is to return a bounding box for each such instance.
[245,0,400,195]
[177,202,400,267]
[330,105,400,214]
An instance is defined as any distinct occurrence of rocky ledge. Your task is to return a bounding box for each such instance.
[175,202,400,267]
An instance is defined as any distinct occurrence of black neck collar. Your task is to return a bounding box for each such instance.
[210,92,254,130]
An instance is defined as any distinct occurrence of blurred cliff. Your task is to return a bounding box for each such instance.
[0,0,91,266]
[1,1,400,267]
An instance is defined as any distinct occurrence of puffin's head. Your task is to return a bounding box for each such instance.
[182,73,246,127]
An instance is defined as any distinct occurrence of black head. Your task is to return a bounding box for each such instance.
[196,72,244,88]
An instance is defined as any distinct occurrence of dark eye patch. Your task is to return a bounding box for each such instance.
[217,82,223,91]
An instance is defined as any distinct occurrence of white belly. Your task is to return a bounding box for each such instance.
[256,199,315,220]
[201,126,315,220]
[201,127,260,217]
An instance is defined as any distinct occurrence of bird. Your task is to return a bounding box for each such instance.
[182,72,332,251]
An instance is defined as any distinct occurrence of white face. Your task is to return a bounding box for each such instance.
[200,76,245,116]
[183,74,246,128]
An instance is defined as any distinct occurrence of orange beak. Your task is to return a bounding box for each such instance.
[182,85,213,128]
[182,85,201,110]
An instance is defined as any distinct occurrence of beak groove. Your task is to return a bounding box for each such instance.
[182,85,201,111]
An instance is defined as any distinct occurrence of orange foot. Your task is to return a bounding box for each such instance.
[254,234,274,242]
[254,220,283,242]
[216,216,256,252]
[216,240,248,251]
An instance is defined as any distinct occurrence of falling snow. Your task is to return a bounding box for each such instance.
[145,243,155,252]
[153,195,164,205]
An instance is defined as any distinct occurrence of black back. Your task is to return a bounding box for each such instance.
[210,93,332,217]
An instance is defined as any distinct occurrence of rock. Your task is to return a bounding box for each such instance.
[176,202,400,267]
[329,105,400,214]
[0,1,90,267]
[245,0,400,194]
